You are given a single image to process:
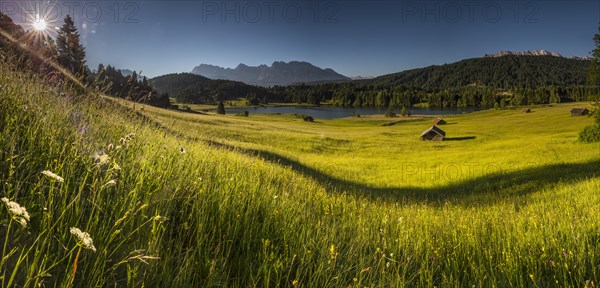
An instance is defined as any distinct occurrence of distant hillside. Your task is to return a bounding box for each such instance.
[268,55,595,108]
[368,55,590,90]
[191,61,350,86]
[150,73,281,104]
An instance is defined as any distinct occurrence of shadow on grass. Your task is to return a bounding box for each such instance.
[445,136,476,141]
[140,110,599,206]
[208,140,600,206]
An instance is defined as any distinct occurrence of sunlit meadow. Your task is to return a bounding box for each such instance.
[2,53,600,287]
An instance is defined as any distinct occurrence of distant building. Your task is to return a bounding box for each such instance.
[421,126,446,141]
[432,117,446,125]
[522,108,531,113]
[571,108,589,116]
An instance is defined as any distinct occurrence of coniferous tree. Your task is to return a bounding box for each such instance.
[56,15,87,77]
[0,12,25,49]
[589,24,600,121]
[217,101,226,114]
[580,23,600,142]
[588,24,600,86]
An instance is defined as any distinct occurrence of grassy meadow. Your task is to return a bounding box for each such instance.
[2,56,600,287]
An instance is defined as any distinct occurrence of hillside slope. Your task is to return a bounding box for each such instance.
[3,54,600,287]
[369,55,590,89]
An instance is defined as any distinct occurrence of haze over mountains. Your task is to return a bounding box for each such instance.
[191,61,350,86]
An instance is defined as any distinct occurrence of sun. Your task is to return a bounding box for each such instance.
[32,15,47,32]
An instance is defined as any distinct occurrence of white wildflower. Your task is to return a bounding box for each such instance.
[1,198,30,227]
[119,133,135,145]
[179,146,186,154]
[41,170,64,183]
[70,227,97,252]
[93,152,110,166]
[107,143,114,150]
[103,180,117,188]
[115,145,122,150]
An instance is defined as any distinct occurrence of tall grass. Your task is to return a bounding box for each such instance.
[2,56,600,287]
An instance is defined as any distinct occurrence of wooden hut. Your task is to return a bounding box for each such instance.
[420,126,446,141]
[522,108,531,113]
[571,108,589,116]
[432,117,446,125]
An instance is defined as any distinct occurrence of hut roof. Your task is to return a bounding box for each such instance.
[571,108,589,113]
[420,126,446,137]
[433,117,446,124]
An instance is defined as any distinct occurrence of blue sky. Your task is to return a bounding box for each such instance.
[4,0,600,78]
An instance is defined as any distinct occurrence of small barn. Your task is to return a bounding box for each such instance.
[421,126,446,141]
[432,117,446,125]
[522,108,531,113]
[571,108,589,116]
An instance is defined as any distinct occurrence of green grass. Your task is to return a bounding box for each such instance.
[2,56,600,287]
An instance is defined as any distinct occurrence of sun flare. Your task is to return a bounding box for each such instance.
[32,16,47,32]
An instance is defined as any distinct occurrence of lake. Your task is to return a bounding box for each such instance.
[226,106,479,119]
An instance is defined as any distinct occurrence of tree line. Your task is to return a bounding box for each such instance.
[268,55,597,108]
[150,73,281,105]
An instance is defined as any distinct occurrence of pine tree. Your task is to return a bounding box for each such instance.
[217,101,226,115]
[589,24,600,86]
[56,15,87,77]
[580,23,600,142]
[385,106,396,118]
[589,24,600,121]
[97,64,105,75]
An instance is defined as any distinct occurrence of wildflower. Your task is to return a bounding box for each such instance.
[107,143,114,150]
[328,244,338,264]
[1,198,30,227]
[41,170,64,183]
[119,133,135,145]
[93,152,110,166]
[116,145,122,150]
[291,279,298,287]
[103,180,117,188]
[70,227,97,252]
[180,146,186,154]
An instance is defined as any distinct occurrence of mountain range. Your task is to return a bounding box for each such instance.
[483,49,591,60]
[191,61,350,86]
